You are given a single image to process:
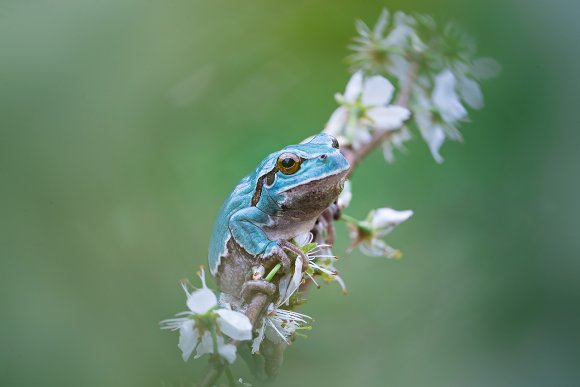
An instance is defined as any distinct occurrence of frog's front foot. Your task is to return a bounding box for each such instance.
[241,279,277,302]
[261,243,291,273]
[263,241,310,272]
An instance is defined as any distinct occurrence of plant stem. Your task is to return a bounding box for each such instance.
[265,263,281,281]
[339,214,359,224]
[197,359,224,387]
[225,366,236,387]
[209,324,219,355]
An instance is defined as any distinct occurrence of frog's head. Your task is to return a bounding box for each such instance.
[255,134,350,215]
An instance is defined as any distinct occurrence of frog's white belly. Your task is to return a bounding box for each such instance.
[263,216,317,241]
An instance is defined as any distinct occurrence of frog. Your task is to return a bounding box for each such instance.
[208,133,350,311]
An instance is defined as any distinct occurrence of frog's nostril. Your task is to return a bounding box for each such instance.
[320,154,327,160]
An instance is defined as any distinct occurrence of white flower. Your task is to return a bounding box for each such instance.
[251,301,312,353]
[264,304,312,345]
[433,70,467,124]
[344,207,413,259]
[160,268,252,363]
[324,71,410,149]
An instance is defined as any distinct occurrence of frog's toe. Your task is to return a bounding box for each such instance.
[277,249,291,272]
[241,280,277,302]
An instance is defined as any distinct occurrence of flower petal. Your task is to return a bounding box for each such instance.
[358,238,397,258]
[359,240,384,257]
[383,126,412,163]
[324,106,348,136]
[382,141,395,164]
[194,331,213,359]
[351,125,372,149]
[337,180,352,209]
[458,75,483,109]
[293,232,313,247]
[471,57,501,80]
[282,257,303,306]
[385,11,415,46]
[371,208,414,228]
[373,8,389,36]
[388,55,410,85]
[361,75,394,106]
[344,71,363,102]
[424,124,446,164]
[367,106,410,130]
[186,288,217,314]
[360,238,397,258]
[218,342,237,364]
[216,309,253,341]
[251,318,267,354]
[432,70,467,123]
[415,109,446,164]
[178,319,199,361]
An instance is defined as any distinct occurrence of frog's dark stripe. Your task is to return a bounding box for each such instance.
[251,169,276,206]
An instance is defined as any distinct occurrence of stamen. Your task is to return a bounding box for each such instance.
[198,266,207,288]
[307,272,320,289]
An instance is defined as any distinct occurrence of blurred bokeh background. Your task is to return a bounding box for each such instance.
[1,0,579,386]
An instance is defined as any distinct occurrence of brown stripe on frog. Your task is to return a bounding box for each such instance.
[250,169,277,207]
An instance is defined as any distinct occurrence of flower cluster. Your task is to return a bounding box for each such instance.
[344,8,499,163]
[324,71,410,149]
[160,268,253,364]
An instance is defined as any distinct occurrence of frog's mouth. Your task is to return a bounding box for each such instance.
[279,168,348,212]
[280,167,347,192]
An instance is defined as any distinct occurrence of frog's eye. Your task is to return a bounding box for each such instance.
[331,136,339,149]
[276,152,301,175]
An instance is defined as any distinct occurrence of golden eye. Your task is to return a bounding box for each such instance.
[276,152,301,175]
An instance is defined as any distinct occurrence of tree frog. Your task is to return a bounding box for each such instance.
[208,133,349,309]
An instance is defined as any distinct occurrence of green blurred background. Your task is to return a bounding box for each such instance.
[2,0,579,386]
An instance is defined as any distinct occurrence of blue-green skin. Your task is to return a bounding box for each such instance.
[208,134,349,304]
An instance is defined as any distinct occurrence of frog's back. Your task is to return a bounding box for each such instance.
[208,174,256,275]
